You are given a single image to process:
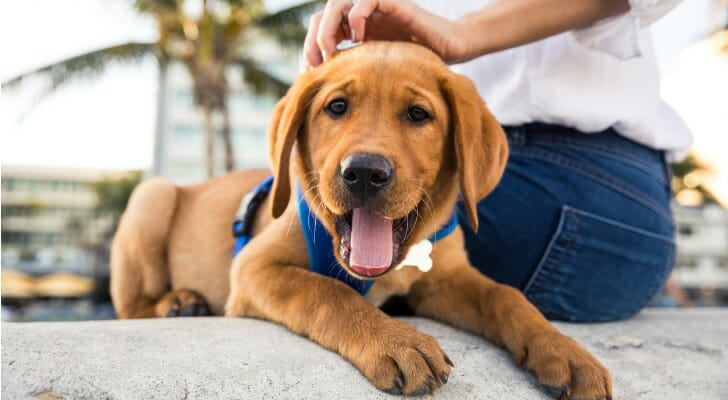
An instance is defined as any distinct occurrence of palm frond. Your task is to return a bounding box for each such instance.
[2,42,155,89]
[258,23,309,46]
[236,57,291,98]
[258,0,324,27]
[257,0,324,46]
[133,0,180,13]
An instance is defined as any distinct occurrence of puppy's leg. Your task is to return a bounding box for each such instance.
[407,235,612,399]
[225,218,452,395]
[110,178,209,318]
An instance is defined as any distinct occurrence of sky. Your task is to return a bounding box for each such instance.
[1,0,727,203]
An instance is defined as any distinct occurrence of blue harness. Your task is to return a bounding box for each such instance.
[233,176,459,296]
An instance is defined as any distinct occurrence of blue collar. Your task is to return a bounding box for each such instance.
[294,186,459,296]
[232,175,275,256]
[233,176,459,296]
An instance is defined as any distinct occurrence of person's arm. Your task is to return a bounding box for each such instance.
[448,0,630,61]
[305,0,630,68]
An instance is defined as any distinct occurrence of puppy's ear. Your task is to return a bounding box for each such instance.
[268,71,321,218]
[440,73,509,231]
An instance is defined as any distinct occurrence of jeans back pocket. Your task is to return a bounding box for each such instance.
[523,206,675,322]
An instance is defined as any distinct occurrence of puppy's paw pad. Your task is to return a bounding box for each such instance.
[157,289,211,318]
[173,301,211,317]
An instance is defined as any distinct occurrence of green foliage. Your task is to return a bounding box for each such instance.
[134,0,179,12]
[258,0,322,26]
[237,57,290,97]
[671,153,711,179]
[1,0,323,175]
[27,199,46,215]
[3,43,154,90]
[671,153,722,206]
[91,171,142,220]
[258,0,324,46]
[2,1,323,97]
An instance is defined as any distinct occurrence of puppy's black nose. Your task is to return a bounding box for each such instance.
[340,154,393,198]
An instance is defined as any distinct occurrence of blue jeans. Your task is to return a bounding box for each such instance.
[457,123,676,322]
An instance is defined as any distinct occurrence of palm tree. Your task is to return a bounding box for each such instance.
[3,0,322,177]
[671,153,723,207]
[91,171,143,239]
[713,1,728,52]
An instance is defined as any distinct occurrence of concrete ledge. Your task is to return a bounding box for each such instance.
[2,309,727,399]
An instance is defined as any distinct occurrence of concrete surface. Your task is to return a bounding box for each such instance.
[2,309,727,399]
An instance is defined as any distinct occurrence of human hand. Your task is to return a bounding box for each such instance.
[303,0,467,69]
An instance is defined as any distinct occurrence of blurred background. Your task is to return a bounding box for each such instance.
[1,0,726,321]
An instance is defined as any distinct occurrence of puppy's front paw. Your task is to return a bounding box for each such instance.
[155,289,211,317]
[519,333,612,399]
[352,320,452,396]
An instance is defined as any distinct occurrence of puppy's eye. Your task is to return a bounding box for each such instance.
[326,99,348,117]
[407,106,430,123]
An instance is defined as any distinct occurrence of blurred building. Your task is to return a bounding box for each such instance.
[152,33,299,184]
[1,165,124,277]
[672,204,728,304]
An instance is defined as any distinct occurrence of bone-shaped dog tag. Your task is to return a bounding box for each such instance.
[395,239,433,272]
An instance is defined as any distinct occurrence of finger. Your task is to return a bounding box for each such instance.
[317,0,353,60]
[304,11,324,69]
[348,0,378,42]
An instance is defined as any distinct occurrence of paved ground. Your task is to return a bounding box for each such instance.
[2,309,727,399]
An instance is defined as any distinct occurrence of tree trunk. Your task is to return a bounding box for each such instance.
[221,106,235,172]
[203,107,215,178]
[151,58,168,177]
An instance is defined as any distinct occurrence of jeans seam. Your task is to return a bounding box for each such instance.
[511,149,673,225]
[529,141,666,185]
[562,206,674,242]
[523,207,582,295]
[528,296,559,319]
[524,206,675,321]
[662,152,675,199]
[519,127,641,157]
[638,241,676,310]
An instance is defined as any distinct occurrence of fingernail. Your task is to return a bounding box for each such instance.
[351,28,357,43]
[322,50,329,61]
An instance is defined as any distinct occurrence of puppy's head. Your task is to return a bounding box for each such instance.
[268,42,508,279]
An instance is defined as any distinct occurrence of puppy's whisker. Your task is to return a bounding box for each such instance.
[289,171,323,236]
[310,188,332,244]
[423,198,438,251]
[414,187,434,225]
[414,186,438,251]
[401,189,420,241]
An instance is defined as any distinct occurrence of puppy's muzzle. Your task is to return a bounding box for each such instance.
[340,153,393,202]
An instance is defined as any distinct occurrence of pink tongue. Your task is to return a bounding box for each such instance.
[350,207,393,276]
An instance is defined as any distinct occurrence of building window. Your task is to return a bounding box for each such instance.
[173,125,202,139]
[2,178,17,190]
[175,90,194,107]
[678,225,694,236]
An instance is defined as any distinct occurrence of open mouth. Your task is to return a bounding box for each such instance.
[334,207,418,278]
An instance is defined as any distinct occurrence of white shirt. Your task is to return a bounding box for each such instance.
[418,0,691,161]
